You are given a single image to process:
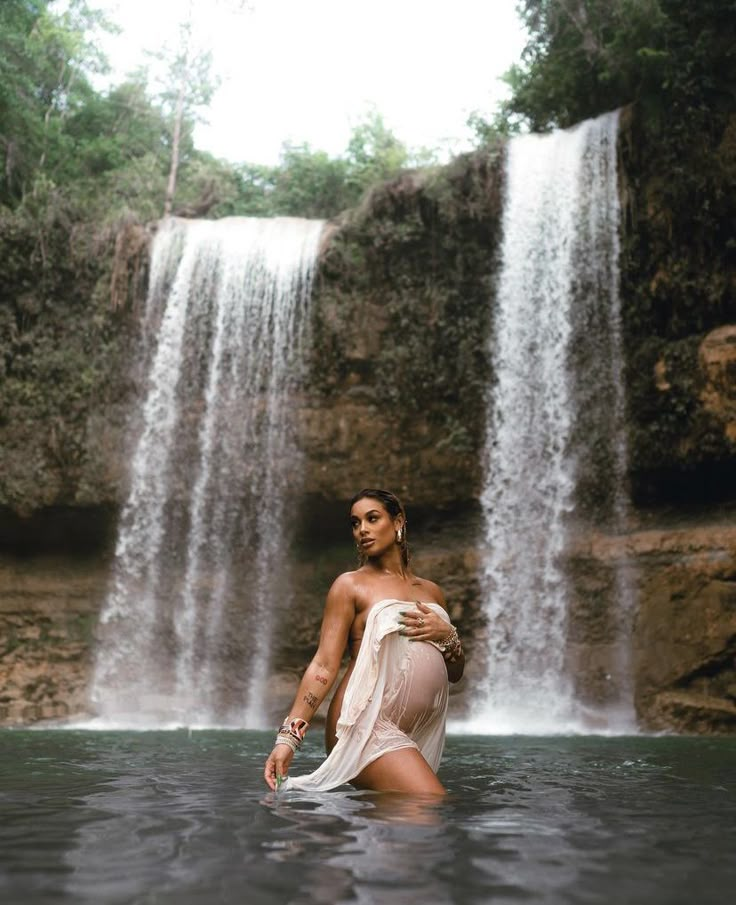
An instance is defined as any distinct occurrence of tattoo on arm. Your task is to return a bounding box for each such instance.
[303,692,318,710]
[315,675,328,685]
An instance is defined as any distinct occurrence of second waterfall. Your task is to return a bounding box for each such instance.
[92,216,324,728]
[472,111,634,733]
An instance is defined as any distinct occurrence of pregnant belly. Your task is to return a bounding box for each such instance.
[381,640,448,736]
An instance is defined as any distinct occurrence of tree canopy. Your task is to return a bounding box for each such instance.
[4,0,733,226]
[0,1,434,224]
[478,0,736,134]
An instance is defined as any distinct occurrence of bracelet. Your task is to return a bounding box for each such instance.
[433,626,463,663]
[274,732,299,753]
[274,716,310,753]
[281,717,309,742]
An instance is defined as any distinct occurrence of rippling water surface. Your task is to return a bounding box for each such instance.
[1,731,734,904]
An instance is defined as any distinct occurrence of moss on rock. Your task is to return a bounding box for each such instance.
[305,149,504,506]
[619,106,736,503]
[0,206,145,515]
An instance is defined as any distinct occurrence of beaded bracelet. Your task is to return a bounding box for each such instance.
[274,731,299,753]
[431,626,463,663]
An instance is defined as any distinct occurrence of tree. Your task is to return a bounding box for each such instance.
[0,0,114,202]
[0,0,47,198]
[345,110,410,194]
[153,0,252,217]
[0,2,438,225]
[152,6,218,217]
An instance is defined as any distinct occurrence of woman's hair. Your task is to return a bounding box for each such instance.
[349,488,409,567]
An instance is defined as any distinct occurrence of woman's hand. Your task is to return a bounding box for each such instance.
[398,601,451,643]
[399,600,465,683]
[264,743,294,791]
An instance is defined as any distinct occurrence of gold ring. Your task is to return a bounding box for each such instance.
[418,617,425,627]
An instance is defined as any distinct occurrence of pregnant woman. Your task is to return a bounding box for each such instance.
[263,488,465,795]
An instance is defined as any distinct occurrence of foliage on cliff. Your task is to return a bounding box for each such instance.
[0,198,141,514]
[493,0,735,132]
[620,104,736,500]
[304,148,504,505]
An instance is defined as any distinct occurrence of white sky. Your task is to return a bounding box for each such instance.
[92,0,528,165]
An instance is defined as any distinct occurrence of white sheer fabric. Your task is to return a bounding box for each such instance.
[282,599,450,793]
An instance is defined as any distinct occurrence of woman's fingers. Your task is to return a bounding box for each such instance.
[264,755,276,790]
[265,753,282,790]
[398,605,447,641]
[403,612,447,641]
[264,746,293,790]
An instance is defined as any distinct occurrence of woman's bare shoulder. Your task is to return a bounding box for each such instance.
[413,576,448,610]
[327,570,362,599]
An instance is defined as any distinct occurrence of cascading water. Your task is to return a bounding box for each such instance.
[468,110,634,733]
[91,216,323,728]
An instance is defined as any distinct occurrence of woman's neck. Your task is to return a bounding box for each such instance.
[367,549,409,580]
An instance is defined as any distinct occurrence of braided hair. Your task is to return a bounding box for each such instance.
[349,488,410,567]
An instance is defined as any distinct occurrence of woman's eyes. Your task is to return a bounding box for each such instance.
[351,515,380,528]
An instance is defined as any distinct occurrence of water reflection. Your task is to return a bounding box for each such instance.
[1,731,734,905]
[264,791,451,904]
[60,732,269,903]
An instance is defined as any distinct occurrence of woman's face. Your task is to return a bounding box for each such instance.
[350,497,402,558]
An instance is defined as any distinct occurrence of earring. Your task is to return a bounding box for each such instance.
[397,528,403,543]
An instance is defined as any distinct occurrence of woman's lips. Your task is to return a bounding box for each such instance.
[360,538,374,547]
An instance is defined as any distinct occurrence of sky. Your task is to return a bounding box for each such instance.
[92,0,528,166]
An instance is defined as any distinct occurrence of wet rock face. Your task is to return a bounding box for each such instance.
[630,525,736,733]
[4,511,735,734]
[0,554,108,724]
[302,153,503,506]
[0,153,505,727]
[700,325,736,441]
[619,107,736,505]
[0,217,147,517]
[568,524,736,733]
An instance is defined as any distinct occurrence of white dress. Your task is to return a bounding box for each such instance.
[281,599,450,792]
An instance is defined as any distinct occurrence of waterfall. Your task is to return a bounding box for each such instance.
[90,216,324,728]
[468,110,633,734]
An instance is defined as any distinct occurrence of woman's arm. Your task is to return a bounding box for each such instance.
[263,575,355,790]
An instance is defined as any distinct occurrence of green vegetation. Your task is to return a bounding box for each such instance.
[0,0,444,513]
[473,0,735,134]
[0,1,434,225]
[222,111,439,220]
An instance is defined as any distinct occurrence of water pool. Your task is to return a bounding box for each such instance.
[1,730,734,904]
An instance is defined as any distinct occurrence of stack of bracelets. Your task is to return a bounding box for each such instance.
[431,625,463,663]
[275,716,310,753]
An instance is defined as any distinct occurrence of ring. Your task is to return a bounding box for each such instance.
[418,617,425,627]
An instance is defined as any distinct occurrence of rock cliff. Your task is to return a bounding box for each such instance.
[1,105,735,732]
